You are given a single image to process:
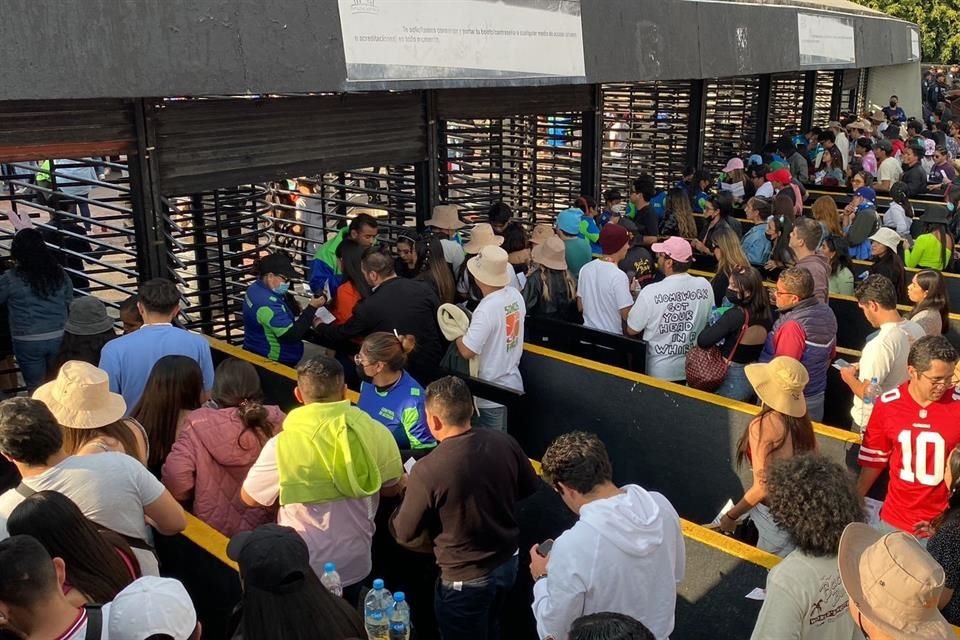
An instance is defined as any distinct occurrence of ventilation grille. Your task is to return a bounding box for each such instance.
[702,76,762,174]
[768,73,808,140]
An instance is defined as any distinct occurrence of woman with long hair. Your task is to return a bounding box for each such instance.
[659,187,698,240]
[416,236,457,304]
[7,491,140,606]
[716,356,817,556]
[329,238,373,328]
[692,192,743,259]
[523,236,578,321]
[696,267,774,401]
[908,269,951,336]
[227,524,367,640]
[907,205,955,271]
[740,196,773,268]
[34,360,148,464]
[811,196,842,237]
[820,235,856,296]
[751,454,865,638]
[710,227,751,307]
[884,181,914,239]
[162,358,284,536]
[356,331,435,451]
[869,228,909,304]
[0,228,74,391]
[53,296,118,371]
[394,231,423,279]
[131,355,204,476]
[925,446,960,624]
[764,196,796,275]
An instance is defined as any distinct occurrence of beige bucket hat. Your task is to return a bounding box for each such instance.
[463,223,505,254]
[744,356,809,418]
[424,204,465,230]
[33,360,127,429]
[530,224,556,246]
[467,245,511,288]
[532,236,568,271]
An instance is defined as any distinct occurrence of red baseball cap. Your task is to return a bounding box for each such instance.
[766,168,792,185]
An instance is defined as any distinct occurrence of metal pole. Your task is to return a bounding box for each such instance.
[686,80,706,169]
[801,71,817,133]
[755,75,772,150]
[129,99,169,281]
[579,84,602,201]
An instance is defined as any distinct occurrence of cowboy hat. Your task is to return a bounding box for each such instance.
[33,361,127,429]
[467,245,511,288]
[424,204,465,231]
[463,223,505,254]
[838,523,953,640]
[744,356,808,418]
[531,236,568,271]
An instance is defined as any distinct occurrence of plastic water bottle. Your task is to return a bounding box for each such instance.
[861,377,881,430]
[388,591,411,640]
[320,562,342,597]
[363,578,391,640]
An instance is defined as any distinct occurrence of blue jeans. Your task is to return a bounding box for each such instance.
[805,391,825,423]
[435,555,518,640]
[716,362,755,402]
[472,406,507,432]
[14,337,62,392]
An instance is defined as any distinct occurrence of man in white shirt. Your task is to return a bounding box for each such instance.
[875,139,903,192]
[626,237,713,382]
[529,432,684,640]
[576,224,633,334]
[455,245,526,431]
[841,275,925,431]
[0,398,186,576]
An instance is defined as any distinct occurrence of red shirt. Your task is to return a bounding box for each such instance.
[859,383,960,533]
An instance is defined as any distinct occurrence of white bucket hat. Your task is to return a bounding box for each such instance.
[467,245,511,288]
[33,360,126,429]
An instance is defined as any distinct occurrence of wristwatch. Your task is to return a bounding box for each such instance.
[534,572,548,582]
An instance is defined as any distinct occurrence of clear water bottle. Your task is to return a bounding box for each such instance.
[861,377,882,430]
[363,578,391,640]
[388,591,411,640]
[320,562,342,597]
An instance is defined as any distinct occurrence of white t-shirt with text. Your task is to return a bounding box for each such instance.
[461,286,526,409]
[577,259,634,334]
[626,273,713,381]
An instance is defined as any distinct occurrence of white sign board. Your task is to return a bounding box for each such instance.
[797,13,856,66]
[910,28,921,62]
[338,0,586,82]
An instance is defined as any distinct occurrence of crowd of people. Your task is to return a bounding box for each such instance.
[6,93,960,639]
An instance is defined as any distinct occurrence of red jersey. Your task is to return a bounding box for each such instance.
[859,383,960,533]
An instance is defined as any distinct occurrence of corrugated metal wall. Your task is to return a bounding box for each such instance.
[151,93,428,196]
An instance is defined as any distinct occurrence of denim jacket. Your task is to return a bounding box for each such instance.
[741,224,772,267]
[0,271,73,340]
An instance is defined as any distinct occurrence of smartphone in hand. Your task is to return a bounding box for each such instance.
[832,358,851,370]
[537,539,554,557]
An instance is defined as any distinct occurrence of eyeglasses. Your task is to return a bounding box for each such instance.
[774,288,797,298]
[354,354,376,368]
[920,372,955,388]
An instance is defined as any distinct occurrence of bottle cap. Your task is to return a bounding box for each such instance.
[324,562,336,573]
[394,591,405,602]
[373,578,385,589]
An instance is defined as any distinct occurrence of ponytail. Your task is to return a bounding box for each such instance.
[361,331,417,371]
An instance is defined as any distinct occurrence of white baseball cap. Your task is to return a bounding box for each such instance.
[108,577,198,640]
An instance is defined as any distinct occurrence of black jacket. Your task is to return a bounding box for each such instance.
[312,276,445,380]
[902,162,928,197]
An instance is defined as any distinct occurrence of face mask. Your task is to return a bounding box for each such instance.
[890,101,897,107]
[726,289,743,305]
[949,202,956,213]
[356,364,374,385]
[273,282,290,296]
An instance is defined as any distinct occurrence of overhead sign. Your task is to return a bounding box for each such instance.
[797,13,856,66]
[338,0,586,82]
[909,28,921,62]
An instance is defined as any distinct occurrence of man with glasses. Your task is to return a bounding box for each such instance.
[759,267,837,422]
[857,336,960,541]
[928,145,957,192]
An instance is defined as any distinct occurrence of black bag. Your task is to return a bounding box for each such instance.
[84,605,103,640]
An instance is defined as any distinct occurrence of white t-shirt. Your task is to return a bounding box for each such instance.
[882,202,911,237]
[0,453,165,575]
[755,182,775,198]
[243,437,385,587]
[440,238,466,274]
[577,259,634,334]
[852,320,926,427]
[878,156,903,186]
[626,273,713,381]
[751,551,859,640]
[462,286,526,409]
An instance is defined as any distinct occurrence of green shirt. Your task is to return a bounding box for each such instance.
[563,237,593,280]
[906,233,951,271]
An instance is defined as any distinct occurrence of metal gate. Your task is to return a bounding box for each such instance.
[768,72,809,140]
[701,76,762,174]
[811,70,839,127]
[599,81,692,194]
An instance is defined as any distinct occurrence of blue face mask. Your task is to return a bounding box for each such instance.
[273,282,290,296]
[948,202,956,213]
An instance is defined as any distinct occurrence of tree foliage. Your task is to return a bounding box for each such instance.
[857,0,960,62]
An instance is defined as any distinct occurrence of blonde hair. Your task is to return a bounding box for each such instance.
[812,196,842,236]
[538,266,577,305]
[361,331,417,372]
[667,189,698,239]
[714,227,750,275]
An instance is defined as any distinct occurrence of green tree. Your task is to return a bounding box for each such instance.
[857,0,960,62]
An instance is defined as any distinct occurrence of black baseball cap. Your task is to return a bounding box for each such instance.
[258,253,298,280]
[227,524,310,594]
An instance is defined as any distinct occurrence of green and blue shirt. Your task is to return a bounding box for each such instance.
[242,280,304,365]
[358,371,436,451]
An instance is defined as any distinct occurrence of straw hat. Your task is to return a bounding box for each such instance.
[463,223,504,254]
[869,227,903,253]
[530,224,556,245]
[467,245,510,287]
[838,523,953,640]
[424,204,465,231]
[33,361,127,429]
[744,356,808,418]
[532,236,567,271]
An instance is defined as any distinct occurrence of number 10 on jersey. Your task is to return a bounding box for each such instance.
[898,430,946,486]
